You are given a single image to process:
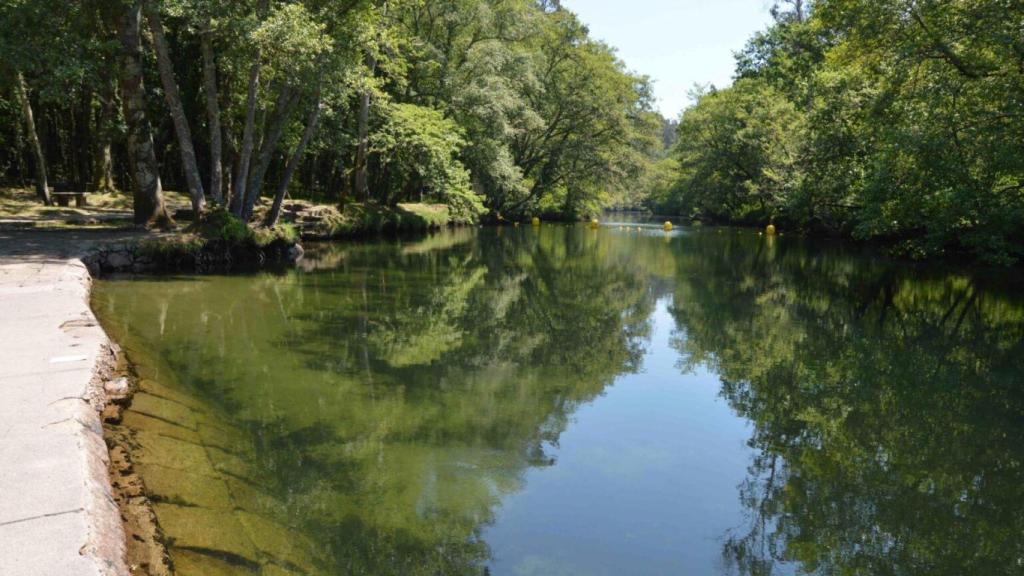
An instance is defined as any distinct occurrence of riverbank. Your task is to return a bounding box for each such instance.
[0,227,334,575]
[0,187,465,241]
[0,222,460,575]
[0,230,134,576]
[638,209,1024,267]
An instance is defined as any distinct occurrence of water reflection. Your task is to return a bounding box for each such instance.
[667,232,1024,575]
[93,225,1024,575]
[97,226,656,575]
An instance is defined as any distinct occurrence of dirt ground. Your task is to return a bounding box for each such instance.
[0,187,191,228]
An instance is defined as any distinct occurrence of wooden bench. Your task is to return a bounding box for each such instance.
[51,192,88,208]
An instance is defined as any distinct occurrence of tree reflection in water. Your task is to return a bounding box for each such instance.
[97,226,656,575]
[95,226,1024,575]
[668,233,1024,576]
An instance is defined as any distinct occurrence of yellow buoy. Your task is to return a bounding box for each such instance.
[663,221,674,232]
[590,219,600,229]
[766,224,777,236]
[531,217,541,227]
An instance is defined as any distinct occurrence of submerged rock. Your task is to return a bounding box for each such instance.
[108,374,331,575]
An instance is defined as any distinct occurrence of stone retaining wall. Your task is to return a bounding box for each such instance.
[81,239,304,276]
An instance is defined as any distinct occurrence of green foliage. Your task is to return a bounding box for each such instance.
[16,0,1022,258]
[670,80,804,224]
[637,156,681,214]
[195,209,251,243]
[371,103,485,222]
[0,0,660,225]
[253,2,331,80]
[301,202,455,237]
[252,222,298,246]
[192,209,298,247]
[650,0,1024,264]
[137,233,206,260]
[396,203,453,227]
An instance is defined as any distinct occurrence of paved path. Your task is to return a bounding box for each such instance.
[0,230,134,576]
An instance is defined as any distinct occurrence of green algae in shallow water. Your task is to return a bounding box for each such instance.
[94,225,1024,576]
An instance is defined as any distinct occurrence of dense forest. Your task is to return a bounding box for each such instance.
[647,0,1024,264]
[0,0,665,225]
[3,0,1022,263]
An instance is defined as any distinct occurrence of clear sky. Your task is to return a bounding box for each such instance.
[561,0,775,118]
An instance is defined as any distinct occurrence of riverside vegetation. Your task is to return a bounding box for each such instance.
[2,0,1022,264]
[3,1,1024,574]
[0,0,665,236]
[645,0,1024,264]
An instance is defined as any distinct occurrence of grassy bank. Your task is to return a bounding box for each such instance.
[82,211,302,275]
[2,187,467,237]
[3,187,480,275]
[257,200,465,240]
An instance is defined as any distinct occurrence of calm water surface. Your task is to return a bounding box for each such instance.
[93,224,1024,575]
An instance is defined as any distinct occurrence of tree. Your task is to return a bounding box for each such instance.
[199,16,223,204]
[371,102,485,220]
[119,0,171,227]
[266,85,322,226]
[668,80,803,224]
[649,0,1024,264]
[145,0,206,215]
[13,72,50,205]
[230,0,269,216]
[0,0,660,226]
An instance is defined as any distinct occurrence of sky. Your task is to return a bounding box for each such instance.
[561,0,775,118]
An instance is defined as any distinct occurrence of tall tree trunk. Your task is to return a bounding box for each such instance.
[15,72,51,206]
[354,53,377,202]
[231,0,269,216]
[74,83,94,190]
[241,84,295,221]
[145,0,205,215]
[224,130,236,206]
[266,88,322,227]
[120,1,171,227]
[92,76,118,192]
[231,59,261,215]
[200,19,224,206]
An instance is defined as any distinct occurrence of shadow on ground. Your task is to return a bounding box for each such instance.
[0,229,147,261]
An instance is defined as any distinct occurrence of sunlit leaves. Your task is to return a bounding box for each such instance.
[655,0,1024,263]
[371,102,485,219]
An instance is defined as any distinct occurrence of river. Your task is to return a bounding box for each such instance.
[92,222,1024,575]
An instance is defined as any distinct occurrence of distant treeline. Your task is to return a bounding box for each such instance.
[647,0,1024,264]
[0,0,667,226]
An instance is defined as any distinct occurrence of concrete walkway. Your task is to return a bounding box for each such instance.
[0,230,133,576]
